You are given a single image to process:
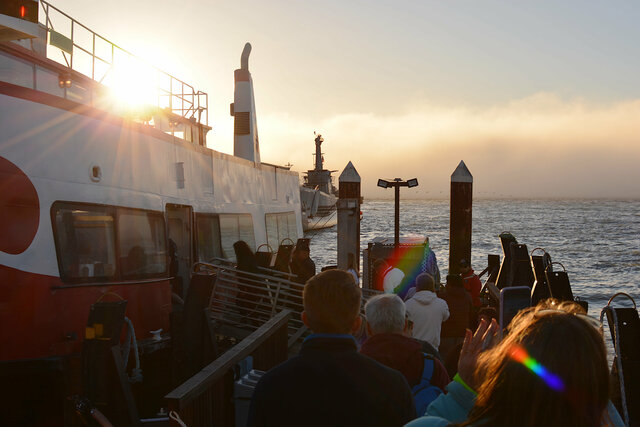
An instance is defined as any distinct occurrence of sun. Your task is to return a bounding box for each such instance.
[101,54,160,115]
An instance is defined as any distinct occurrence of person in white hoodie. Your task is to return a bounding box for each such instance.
[405,273,450,350]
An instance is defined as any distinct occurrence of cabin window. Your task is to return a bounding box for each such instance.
[265,211,298,249]
[118,209,167,279]
[219,214,255,261]
[52,202,167,283]
[195,214,223,263]
[0,51,34,89]
[265,215,278,250]
[53,204,117,281]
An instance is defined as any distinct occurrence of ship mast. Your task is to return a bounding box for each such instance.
[314,133,324,171]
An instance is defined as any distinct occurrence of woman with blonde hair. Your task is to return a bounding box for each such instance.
[406,300,623,426]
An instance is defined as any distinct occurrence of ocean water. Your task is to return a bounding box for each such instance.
[306,199,640,355]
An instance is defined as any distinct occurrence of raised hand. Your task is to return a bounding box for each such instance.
[457,318,500,391]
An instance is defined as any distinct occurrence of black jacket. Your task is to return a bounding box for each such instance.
[247,334,416,427]
[438,287,474,338]
[290,256,316,284]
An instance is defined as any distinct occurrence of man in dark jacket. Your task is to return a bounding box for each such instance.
[247,270,416,427]
[289,242,315,284]
[438,274,474,361]
[360,294,450,415]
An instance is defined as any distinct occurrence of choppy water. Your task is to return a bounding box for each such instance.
[306,199,640,358]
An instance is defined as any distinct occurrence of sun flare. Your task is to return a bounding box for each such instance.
[102,55,159,113]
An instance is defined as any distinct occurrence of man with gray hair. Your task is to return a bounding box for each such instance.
[405,273,450,350]
[360,294,450,415]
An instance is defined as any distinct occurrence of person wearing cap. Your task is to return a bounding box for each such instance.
[290,242,316,284]
[405,273,450,350]
[459,259,482,308]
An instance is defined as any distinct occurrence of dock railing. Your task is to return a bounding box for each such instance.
[165,309,291,427]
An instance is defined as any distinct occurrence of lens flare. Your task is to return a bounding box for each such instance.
[386,242,431,295]
[509,344,565,392]
[99,54,160,116]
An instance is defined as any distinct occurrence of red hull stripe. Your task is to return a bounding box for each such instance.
[0,264,171,361]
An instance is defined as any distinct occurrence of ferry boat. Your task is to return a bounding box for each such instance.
[0,1,301,422]
[300,133,338,231]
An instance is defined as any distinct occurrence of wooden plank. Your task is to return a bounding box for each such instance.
[165,309,291,409]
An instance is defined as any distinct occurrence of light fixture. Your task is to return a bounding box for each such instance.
[58,73,72,88]
[376,176,420,246]
[377,179,389,189]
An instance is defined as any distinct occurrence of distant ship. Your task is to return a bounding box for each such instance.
[300,134,338,231]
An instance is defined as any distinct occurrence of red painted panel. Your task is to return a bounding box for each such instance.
[0,156,39,254]
[0,264,171,361]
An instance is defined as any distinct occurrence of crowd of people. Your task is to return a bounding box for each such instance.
[232,242,622,426]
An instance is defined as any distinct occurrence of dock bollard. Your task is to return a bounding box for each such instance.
[337,161,361,273]
[449,160,473,275]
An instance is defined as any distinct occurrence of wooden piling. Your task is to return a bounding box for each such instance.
[449,161,473,275]
[337,162,361,272]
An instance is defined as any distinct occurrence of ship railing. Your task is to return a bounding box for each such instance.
[193,262,307,347]
[165,309,291,427]
[38,0,208,125]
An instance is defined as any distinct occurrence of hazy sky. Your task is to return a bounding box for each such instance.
[50,0,640,198]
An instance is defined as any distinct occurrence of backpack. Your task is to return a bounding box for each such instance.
[412,353,443,416]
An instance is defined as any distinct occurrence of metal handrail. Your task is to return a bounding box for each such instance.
[38,1,208,125]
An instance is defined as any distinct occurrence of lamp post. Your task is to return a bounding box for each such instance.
[377,177,419,246]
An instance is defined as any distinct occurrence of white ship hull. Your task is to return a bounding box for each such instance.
[300,186,337,231]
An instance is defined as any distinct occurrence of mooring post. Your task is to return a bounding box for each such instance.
[337,162,361,272]
[394,182,400,246]
[449,160,473,275]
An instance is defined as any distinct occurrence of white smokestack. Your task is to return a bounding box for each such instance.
[230,42,261,163]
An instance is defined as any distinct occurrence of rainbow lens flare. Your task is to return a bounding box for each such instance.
[387,243,432,295]
[509,345,565,392]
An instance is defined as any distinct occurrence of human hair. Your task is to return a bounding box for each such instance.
[415,273,435,292]
[233,240,257,271]
[364,294,406,334]
[446,274,463,288]
[461,300,609,427]
[303,269,362,334]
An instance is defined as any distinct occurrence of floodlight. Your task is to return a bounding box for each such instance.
[377,179,389,189]
[407,178,419,188]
